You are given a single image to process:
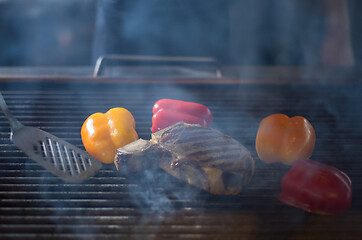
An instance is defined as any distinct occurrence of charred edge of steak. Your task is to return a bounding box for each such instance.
[115,139,171,174]
[221,171,244,194]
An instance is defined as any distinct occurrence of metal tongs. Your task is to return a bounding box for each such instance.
[0,91,102,183]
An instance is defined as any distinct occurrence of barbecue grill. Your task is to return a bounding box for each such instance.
[0,64,361,239]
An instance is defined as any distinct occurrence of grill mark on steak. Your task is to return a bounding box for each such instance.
[185,145,242,158]
[161,130,218,145]
[162,130,236,148]
[176,153,243,168]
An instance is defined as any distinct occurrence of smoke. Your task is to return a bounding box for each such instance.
[122,167,202,213]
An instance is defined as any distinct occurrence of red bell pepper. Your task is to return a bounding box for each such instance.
[152,99,212,133]
[278,159,352,214]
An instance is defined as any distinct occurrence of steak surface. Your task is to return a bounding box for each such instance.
[115,122,254,195]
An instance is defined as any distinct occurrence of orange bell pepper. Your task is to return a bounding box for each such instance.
[81,108,138,164]
[255,113,316,165]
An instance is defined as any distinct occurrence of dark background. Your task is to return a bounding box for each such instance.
[0,0,361,67]
[0,0,96,66]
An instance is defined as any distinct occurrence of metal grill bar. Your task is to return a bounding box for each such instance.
[0,82,361,239]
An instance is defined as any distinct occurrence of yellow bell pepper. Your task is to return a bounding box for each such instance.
[81,107,138,164]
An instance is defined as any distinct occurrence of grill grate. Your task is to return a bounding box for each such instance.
[0,81,362,239]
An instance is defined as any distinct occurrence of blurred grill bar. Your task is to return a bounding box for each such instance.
[0,80,361,239]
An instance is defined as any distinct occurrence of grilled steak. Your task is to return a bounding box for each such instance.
[115,122,254,195]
